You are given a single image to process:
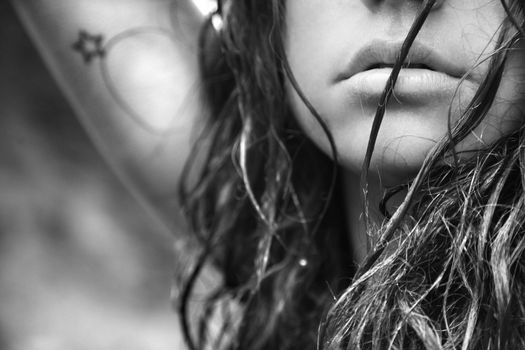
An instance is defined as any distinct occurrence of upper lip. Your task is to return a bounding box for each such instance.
[335,39,466,82]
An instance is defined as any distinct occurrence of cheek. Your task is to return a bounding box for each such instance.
[459,41,525,152]
[284,2,368,165]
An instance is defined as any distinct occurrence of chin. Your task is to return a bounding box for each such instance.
[332,109,446,186]
[338,140,434,187]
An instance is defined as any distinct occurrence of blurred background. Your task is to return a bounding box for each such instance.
[0,2,193,349]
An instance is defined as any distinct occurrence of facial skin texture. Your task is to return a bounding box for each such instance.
[285,0,525,186]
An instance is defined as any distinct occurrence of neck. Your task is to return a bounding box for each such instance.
[343,170,407,265]
[342,170,378,265]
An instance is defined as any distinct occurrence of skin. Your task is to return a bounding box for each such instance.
[285,0,525,185]
[12,1,525,263]
[12,0,205,233]
[285,0,525,262]
[10,1,206,347]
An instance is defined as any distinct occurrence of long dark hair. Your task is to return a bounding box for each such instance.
[178,1,525,349]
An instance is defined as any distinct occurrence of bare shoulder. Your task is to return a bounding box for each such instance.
[12,0,209,232]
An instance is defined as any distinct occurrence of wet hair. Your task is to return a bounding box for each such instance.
[178,0,525,349]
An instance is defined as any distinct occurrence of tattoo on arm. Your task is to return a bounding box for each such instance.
[71,28,185,134]
[72,30,106,64]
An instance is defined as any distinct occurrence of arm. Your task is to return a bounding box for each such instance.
[12,0,207,232]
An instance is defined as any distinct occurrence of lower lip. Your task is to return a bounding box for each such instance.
[341,68,463,103]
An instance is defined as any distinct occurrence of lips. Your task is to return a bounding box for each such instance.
[334,39,472,102]
[335,39,467,82]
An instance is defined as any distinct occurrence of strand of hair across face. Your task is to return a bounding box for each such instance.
[358,0,437,273]
[313,2,440,347]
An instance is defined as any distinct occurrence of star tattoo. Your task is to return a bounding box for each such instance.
[72,30,106,64]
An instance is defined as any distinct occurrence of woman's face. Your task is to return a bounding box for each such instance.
[285,0,525,185]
